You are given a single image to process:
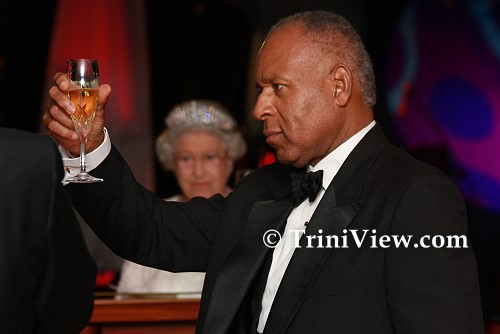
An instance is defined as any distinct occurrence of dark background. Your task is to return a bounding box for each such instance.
[0,0,407,194]
[1,0,498,324]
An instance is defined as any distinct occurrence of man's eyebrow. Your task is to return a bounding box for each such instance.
[256,74,288,84]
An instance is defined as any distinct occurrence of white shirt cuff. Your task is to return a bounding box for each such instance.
[59,127,112,182]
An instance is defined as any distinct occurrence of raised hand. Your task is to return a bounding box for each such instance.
[43,72,111,157]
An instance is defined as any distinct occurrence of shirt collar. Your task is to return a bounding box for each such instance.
[308,120,376,190]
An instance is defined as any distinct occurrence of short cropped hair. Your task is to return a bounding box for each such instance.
[267,10,377,108]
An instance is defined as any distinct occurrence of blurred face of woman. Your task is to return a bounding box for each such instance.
[173,130,234,200]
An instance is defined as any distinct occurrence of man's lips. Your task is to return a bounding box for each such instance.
[263,130,281,139]
[264,131,281,147]
[263,131,282,147]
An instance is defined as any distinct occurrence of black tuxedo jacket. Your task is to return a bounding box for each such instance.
[0,128,96,333]
[69,124,484,333]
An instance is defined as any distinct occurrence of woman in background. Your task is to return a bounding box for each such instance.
[116,99,247,295]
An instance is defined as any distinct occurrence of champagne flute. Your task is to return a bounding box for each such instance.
[63,59,103,183]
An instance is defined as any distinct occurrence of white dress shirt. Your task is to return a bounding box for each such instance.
[257,120,376,332]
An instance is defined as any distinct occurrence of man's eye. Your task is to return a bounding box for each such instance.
[273,84,284,90]
[255,85,263,95]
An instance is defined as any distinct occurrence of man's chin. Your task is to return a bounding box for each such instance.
[275,152,307,168]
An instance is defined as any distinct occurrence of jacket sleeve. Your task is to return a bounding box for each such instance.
[67,144,225,272]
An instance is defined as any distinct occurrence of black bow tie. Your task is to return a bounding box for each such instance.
[290,170,324,207]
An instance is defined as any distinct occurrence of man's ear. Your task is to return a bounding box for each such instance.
[328,64,351,107]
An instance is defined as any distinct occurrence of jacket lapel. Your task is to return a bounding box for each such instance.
[201,178,294,334]
[262,183,361,334]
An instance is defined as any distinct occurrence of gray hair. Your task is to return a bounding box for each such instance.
[155,99,247,171]
[267,11,377,108]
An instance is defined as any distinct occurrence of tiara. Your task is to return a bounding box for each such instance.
[165,100,237,131]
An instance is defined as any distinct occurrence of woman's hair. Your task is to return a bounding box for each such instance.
[155,99,247,171]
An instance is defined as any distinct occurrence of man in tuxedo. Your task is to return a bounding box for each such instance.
[43,11,483,333]
[0,127,96,333]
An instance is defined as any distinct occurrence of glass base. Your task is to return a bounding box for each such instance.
[64,172,103,184]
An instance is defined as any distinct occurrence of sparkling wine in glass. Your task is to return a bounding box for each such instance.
[63,59,103,183]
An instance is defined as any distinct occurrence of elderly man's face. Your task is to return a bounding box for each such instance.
[253,23,348,168]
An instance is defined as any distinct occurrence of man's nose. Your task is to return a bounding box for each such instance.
[252,89,275,120]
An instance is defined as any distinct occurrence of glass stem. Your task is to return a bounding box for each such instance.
[79,132,87,174]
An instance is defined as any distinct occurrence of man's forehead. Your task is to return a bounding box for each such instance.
[258,30,323,70]
[258,26,310,61]
[265,23,305,46]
